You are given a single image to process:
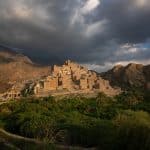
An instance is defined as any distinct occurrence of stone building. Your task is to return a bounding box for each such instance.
[34,83,42,95]
[44,76,58,91]
[34,60,121,96]
[88,77,95,90]
[6,90,21,99]
[1,85,22,100]
[61,75,73,89]
[80,77,88,90]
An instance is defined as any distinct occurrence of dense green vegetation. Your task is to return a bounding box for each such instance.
[0,89,150,150]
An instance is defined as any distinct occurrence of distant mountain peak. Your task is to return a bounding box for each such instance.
[126,63,143,67]
[0,44,33,64]
[112,64,123,71]
[101,63,150,89]
[0,44,18,55]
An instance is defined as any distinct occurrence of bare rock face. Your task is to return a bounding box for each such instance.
[0,46,51,93]
[101,63,150,89]
[124,64,145,86]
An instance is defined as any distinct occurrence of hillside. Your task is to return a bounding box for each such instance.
[101,63,150,89]
[0,46,51,93]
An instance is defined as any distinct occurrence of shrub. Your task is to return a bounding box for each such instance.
[113,110,150,150]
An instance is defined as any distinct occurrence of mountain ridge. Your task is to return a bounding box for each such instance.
[101,63,150,90]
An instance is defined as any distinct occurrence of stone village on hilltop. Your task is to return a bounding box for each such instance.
[0,60,121,100]
[34,60,120,97]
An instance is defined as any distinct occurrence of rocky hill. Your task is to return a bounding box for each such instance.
[101,63,150,89]
[0,45,51,93]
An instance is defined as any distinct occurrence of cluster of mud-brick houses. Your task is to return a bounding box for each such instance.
[34,60,119,96]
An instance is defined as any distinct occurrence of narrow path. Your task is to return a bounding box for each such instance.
[0,128,97,150]
[0,128,43,144]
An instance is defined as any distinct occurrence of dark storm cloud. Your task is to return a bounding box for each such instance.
[0,0,150,71]
[97,0,150,43]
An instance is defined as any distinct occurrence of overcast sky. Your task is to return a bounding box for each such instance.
[0,0,150,72]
